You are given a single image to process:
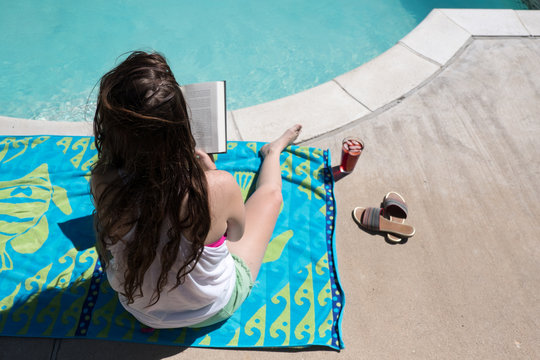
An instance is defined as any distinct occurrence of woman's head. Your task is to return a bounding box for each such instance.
[92,51,210,306]
[94,51,195,173]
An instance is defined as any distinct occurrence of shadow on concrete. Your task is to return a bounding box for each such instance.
[54,340,337,360]
[56,337,189,360]
[331,165,351,182]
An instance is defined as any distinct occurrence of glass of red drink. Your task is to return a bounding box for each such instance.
[340,136,364,173]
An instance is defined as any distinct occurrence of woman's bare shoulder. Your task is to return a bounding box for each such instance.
[205,170,240,196]
[205,170,244,217]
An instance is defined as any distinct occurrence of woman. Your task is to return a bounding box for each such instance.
[91,51,301,328]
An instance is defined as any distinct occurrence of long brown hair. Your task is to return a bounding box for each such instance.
[91,51,210,306]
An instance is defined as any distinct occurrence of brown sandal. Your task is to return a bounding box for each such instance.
[382,192,409,242]
[353,207,415,238]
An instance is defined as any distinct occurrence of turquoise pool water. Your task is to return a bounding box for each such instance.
[0,0,529,122]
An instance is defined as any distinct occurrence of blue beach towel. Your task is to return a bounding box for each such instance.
[0,136,344,350]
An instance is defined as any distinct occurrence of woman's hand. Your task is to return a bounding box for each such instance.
[195,149,217,171]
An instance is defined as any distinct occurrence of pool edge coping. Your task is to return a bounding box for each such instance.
[1,9,539,140]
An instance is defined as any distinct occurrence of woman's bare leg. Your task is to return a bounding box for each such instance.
[227,124,302,280]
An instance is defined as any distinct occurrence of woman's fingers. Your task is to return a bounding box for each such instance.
[195,149,216,171]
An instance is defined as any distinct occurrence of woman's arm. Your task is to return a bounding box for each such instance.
[198,150,245,243]
[206,170,245,242]
[221,173,245,242]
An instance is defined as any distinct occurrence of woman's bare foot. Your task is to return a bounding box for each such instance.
[260,124,302,157]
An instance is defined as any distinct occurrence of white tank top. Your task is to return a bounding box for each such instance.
[105,222,236,328]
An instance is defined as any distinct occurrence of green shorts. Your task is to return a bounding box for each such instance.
[190,254,254,328]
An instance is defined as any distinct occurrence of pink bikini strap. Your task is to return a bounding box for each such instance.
[205,235,227,248]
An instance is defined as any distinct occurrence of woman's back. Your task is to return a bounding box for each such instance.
[91,164,243,328]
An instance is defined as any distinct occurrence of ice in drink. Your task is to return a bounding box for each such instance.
[340,137,364,173]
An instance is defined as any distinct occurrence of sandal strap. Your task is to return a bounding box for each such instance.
[383,195,408,218]
[361,207,382,231]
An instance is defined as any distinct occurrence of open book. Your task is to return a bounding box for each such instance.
[181,81,227,154]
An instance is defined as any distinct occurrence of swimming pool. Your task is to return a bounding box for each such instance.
[0,0,530,122]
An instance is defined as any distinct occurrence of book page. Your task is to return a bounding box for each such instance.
[181,81,226,153]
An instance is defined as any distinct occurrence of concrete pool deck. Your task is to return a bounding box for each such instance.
[1,9,540,359]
